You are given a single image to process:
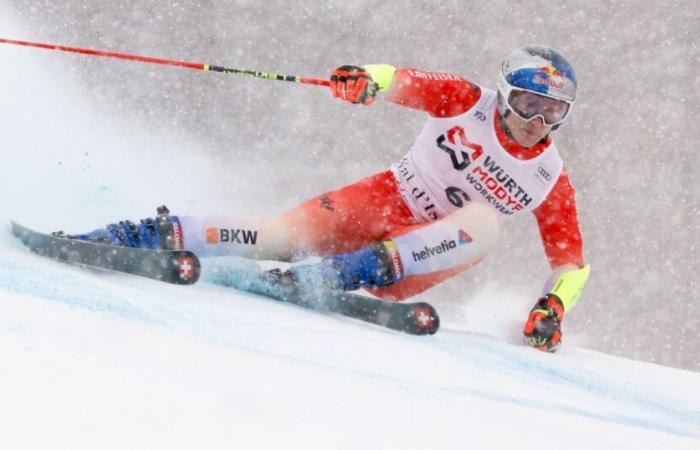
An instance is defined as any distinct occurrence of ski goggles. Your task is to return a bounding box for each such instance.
[505,89,572,126]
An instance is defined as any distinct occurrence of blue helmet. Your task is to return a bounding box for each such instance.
[497,45,577,126]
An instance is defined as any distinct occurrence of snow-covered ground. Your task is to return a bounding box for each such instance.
[1,228,700,450]
[1,7,699,450]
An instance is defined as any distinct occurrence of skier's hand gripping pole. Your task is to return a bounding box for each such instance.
[328,64,397,106]
[330,65,379,105]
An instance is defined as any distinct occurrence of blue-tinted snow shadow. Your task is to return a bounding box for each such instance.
[434,329,700,439]
[0,235,160,324]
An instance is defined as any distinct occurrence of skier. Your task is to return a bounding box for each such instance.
[67,45,590,352]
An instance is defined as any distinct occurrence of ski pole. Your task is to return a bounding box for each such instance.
[0,37,330,87]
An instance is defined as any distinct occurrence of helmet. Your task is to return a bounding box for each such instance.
[497,45,577,127]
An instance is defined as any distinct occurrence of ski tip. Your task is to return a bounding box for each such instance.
[9,220,34,245]
[10,220,24,235]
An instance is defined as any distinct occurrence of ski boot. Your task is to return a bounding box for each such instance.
[55,205,184,250]
[288,240,404,292]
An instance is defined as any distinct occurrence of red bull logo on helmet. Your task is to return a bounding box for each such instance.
[533,66,566,91]
[541,66,562,76]
[532,74,565,91]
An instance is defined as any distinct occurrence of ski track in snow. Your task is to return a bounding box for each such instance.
[1,224,699,449]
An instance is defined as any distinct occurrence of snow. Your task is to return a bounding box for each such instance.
[1,239,699,449]
[1,3,699,449]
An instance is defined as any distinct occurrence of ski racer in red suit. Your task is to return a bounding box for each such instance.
[69,46,590,352]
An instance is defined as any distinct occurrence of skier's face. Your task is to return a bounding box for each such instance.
[504,111,554,148]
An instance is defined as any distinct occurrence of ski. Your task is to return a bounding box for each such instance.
[10,221,200,285]
[10,222,438,334]
[210,262,440,335]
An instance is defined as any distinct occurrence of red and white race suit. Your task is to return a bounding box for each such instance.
[268,68,585,300]
[184,68,585,301]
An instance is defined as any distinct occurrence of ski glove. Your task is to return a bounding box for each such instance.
[523,294,565,353]
[330,65,379,105]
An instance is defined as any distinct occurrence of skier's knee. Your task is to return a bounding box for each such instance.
[389,202,499,279]
[446,202,500,252]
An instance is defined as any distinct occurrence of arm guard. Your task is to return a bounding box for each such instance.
[363,65,481,117]
[363,64,397,92]
[542,263,591,312]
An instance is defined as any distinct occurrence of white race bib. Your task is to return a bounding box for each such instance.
[391,87,563,222]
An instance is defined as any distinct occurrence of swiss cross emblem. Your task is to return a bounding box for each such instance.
[414,306,434,329]
[177,256,195,281]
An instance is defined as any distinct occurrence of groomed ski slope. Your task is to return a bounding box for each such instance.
[1,229,700,450]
